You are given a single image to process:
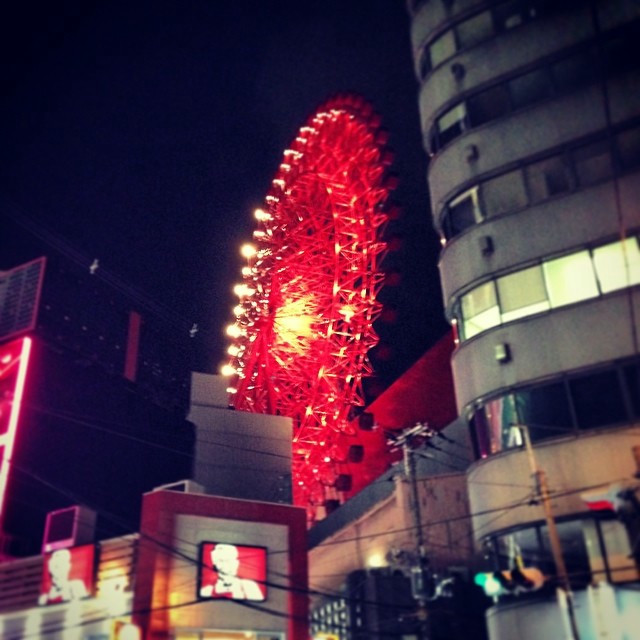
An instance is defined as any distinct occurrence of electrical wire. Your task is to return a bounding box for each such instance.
[12,395,638,552]
[6,459,412,607]
[27,402,292,466]
[4,458,637,638]
[3,198,203,341]
[22,400,541,493]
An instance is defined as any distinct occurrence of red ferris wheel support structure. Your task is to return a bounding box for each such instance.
[225,95,394,519]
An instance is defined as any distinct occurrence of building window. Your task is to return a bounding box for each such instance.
[439,122,640,244]
[486,516,638,596]
[542,250,599,308]
[509,68,553,110]
[602,30,640,74]
[623,362,640,417]
[546,521,592,588]
[416,0,580,82]
[427,22,640,155]
[552,48,597,92]
[452,237,640,343]
[569,370,627,429]
[600,519,640,582]
[573,140,614,186]
[456,10,494,50]
[470,358,640,457]
[616,127,640,170]
[494,527,550,573]
[430,30,456,69]
[436,103,468,149]
[442,187,481,239]
[526,155,572,203]
[497,265,549,323]
[481,169,528,218]
[494,0,526,30]
[518,381,573,443]
[418,47,431,80]
[467,84,511,127]
[461,281,500,339]
[592,238,640,294]
[472,383,573,456]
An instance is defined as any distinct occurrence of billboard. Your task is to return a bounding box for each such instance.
[39,544,96,605]
[198,542,267,601]
[0,257,45,342]
[0,336,32,522]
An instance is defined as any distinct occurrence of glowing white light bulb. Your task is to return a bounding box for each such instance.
[233,284,254,297]
[220,364,235,377]
[240,243,257,258]
[226,324,242,338]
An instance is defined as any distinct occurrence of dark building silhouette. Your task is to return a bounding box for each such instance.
[1,216,195,555]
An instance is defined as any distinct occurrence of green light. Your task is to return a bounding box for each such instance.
[475,572,502,597]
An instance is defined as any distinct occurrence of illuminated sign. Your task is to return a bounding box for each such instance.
[0,336,32,523]
[111,620,142,640]
[39,544,96,605]
[198,542,267,601]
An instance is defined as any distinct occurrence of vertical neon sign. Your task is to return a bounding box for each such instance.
[0,337,32,524]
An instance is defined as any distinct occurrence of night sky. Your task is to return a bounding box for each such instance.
[1,0,447,390]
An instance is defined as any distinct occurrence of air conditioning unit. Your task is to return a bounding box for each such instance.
[42,505,96,553]
[152,479,205,494]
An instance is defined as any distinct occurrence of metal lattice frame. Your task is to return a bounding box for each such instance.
[226,96,393,516]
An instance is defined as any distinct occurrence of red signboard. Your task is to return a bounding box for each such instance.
[198,542,267,601]
[39,543,96,605]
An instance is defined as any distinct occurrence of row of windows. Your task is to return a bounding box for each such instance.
[417,0,562,80]
[455,235,640,341]
[440,123,640,242]
[484,514,638,595]
[471,359,640,458]
[427,20,640,155]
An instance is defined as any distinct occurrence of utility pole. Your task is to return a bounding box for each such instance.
[389,422,433,640]
[519,425,581,640]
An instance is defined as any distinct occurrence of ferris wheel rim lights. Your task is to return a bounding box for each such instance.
[222,95,396,520]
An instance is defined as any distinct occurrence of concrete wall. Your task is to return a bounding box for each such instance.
[439,180,628,305]
[467,425,640,539]
[451,289,640,412]
[309,469,473,596]
[416,6,594,133]
[428,86,608,215]
[187,373,292,503]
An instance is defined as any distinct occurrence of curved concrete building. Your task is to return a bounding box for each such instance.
[408,0,640,637]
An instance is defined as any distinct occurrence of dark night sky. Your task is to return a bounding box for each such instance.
[0,0,447,387]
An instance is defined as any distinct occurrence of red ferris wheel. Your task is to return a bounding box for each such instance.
[224,95,394,518]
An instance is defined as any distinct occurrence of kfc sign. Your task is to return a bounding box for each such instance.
[198,542,267,601]
[39,544,96,605]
